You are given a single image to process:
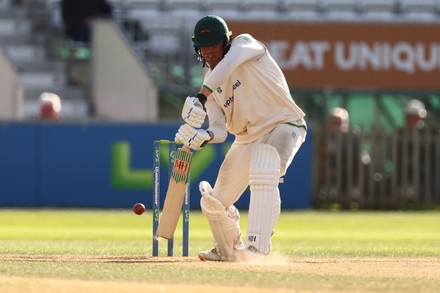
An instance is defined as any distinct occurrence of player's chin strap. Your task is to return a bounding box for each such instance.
[199,181,244,261]
[246,144,281,255]
[194,34,233,68]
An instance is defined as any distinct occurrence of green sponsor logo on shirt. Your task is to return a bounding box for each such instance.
[216,87,222,93]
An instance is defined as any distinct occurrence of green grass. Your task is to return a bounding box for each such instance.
[275,211,440,257]
[0,209,439,292]
[1,209,438,256]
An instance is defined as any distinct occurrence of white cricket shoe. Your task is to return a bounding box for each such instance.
[198,247,245,262]
[198,248,222,261]
[242,246,268,263]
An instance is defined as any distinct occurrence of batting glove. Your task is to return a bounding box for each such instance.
[181,96,206,128]
[175,124,211,150]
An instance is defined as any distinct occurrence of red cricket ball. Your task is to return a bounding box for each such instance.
[132,203,145,215]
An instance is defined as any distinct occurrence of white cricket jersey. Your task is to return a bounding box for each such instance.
[203,33,306,144]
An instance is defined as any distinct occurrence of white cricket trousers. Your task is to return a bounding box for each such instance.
[211,121,307,208]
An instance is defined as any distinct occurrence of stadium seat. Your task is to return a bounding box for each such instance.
[107,0,125,10]
[241,0,283,20]
[283,0,322,20]
[125,0,165,21]
[126,8,165,23]
[243,0,282,12]
[164,0,206,21]
[359,0,398,21]
[322,0,361,21]
[400,0,439,22]
[166,0,206,11]
[125,0,163,10]
[137,16,185,55]
[147,33,182,55]
[205,0,244,20]
[105,0,127,19]
[400,0,437,12]
[205,0,243,11]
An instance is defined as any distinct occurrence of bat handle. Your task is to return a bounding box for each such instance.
[181,145,191,152]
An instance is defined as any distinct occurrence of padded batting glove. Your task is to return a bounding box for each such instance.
[175,124,211,150]
[181,95,206,128]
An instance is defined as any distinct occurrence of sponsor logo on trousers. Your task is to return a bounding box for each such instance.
[248,235,257,242]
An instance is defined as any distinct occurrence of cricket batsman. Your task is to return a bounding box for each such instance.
[175,15,307,261]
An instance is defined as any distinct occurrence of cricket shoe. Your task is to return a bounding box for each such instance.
[241,246,268,263]
[198,248,222,261]
[198,248,245,262]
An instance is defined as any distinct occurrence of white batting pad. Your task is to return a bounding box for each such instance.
[200,181,244,260]
[247,144,281,255]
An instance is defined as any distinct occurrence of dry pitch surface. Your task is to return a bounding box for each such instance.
[1,255,439,293]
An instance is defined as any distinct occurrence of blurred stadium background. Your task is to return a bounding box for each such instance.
[0,0,439,209]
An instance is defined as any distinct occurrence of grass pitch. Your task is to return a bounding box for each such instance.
[0,209,439,293]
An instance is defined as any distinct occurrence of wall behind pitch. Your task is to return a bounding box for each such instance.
[0,123,38,206]
[0,122,312,209]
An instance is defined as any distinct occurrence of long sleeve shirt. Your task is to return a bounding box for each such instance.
[202,33,306,144]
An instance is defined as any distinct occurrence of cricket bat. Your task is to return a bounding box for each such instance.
[156,145,192,240]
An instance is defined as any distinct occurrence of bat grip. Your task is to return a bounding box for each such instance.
[181,145,191,152]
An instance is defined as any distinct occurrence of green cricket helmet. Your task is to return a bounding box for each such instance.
[192,15,232,48]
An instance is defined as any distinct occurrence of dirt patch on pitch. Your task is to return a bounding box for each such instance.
[1,254,197,264]
[2,254,440,279]
[196,255,440,279]
[1,255,439,293]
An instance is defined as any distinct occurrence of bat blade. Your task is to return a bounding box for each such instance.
[156,146,192,240]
